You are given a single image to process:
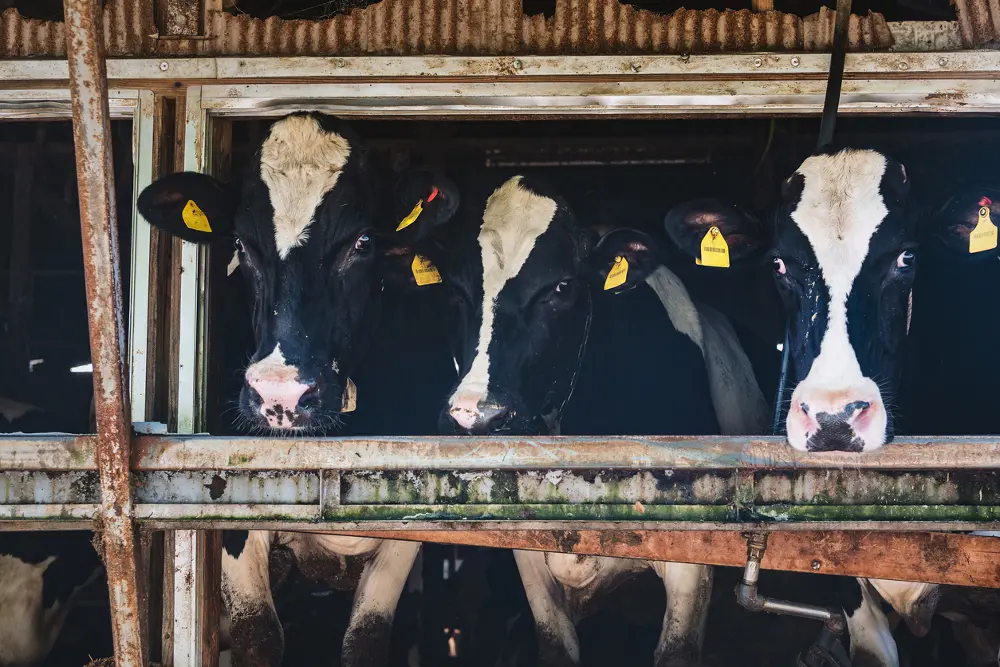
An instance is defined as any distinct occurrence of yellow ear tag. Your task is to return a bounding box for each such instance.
[341,377,357,413]
[182,199,212,233]
[697,226,730,268]
[396,200,424,232]
[970,205,998,254]
[411,254,442,286]
[603,255,629,291]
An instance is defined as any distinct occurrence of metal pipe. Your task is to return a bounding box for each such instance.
[64,0,147,665]
[735,533,847,632]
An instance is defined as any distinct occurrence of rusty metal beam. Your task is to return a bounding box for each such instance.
[132,435,1000,471]
[64,0,147,666]
[345,530,1000,589]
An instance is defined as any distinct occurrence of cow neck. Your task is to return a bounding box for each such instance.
[541,290,593,436]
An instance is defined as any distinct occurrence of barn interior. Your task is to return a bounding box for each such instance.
[1,113,997,665]
[0,119,134,664]
[193,114,999,667]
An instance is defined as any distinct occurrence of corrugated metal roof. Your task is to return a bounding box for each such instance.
[186,0,895,56]
[952,0,1000,46]
[0,0,899,59]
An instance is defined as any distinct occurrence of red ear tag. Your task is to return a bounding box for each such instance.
[980,196,993,207]
[427,187,440,203]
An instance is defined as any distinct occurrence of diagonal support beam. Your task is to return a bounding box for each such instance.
[65,0,147,665]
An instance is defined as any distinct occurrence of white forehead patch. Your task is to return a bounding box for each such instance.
[791,149,889,297]
[259,115,351,260]
[448,176,557,409]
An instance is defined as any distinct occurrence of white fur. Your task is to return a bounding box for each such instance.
[448,176,557,410]
[515,270,766,665]
[847,581,899,667]
[787,150,891,452]
[0,554,94,666]
[259,115,351,260]
[0,396,38,423]
[222,532,418,666]
[645,267,770,435]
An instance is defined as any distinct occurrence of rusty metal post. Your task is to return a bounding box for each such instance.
[64,0,147,666]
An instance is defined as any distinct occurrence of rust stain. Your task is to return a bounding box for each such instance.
[0,0,893,59]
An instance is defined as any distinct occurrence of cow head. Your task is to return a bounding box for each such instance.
[437,175,659,435]
[138,113,458,432]
[666,148,915,452]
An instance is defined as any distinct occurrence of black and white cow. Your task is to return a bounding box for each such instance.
[664,147,997,667]
[0,531,102,666]
[138,112,460,667]
[427,174,768,666]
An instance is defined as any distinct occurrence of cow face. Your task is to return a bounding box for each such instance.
[666,148,915,452]
[438,176,659,435]
[138,113,458,432]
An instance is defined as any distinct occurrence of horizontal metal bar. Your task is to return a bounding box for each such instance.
[0,91,138,119]
[131,436,1000,471]
[1,50,999,83]
[0,435,97,469]
[0,503,98,519]
[338,530,1000,588]
[133,520,1000,532]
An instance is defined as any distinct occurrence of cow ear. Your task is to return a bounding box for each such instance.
[387,170,460,242]
[925,187,1000,260]
[379,240,449,292]
[137,172,236,244]
[664,198,765,268]
[587,229,661,295]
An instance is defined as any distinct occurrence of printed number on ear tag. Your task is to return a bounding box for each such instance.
[411,254,442,286]
[341,378,357,413]
[697,226,729,268]
[397,200,424,232]
[970,202,998,254]
[603,256,629,291]
[182,200,212,233]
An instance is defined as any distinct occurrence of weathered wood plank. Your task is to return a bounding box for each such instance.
[345,530,1000,588]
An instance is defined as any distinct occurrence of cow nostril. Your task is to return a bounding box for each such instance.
[245,386,263,409]
[296,381,321,410]
[479,404,510,427]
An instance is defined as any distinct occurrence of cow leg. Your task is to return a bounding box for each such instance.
[221,530,282,667]
[650,562,712,667]
[342,539,420,667]
[867,579,940,638]
[841,578,898,667]
[512,550,579,667]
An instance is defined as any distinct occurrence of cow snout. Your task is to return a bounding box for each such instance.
[447,393,511,433]
[786,382,886,452]
[246,375,317,429]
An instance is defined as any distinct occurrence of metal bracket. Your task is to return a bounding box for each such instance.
[735,532,852,667]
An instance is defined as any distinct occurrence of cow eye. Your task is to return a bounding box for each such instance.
[354,233,372,252]
[554,279,573,295]
[896,250,915,269]
[772,257,787,276]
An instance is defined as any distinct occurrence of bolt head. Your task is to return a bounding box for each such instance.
[630,62,640,73]
[811,559,822,570]
[159,61,169,71]
[753,57,762,67]
[513,59,523,70]
[938,57,948,66]
[680,53,690,62]
[790,56,800,67]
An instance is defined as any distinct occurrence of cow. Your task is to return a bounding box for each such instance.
[137,112,460,667]
[663,147,997,667]
[424,174,768,666]
[0,532,102,667]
